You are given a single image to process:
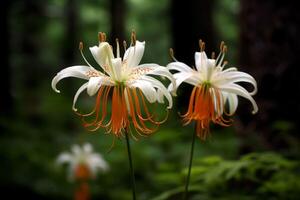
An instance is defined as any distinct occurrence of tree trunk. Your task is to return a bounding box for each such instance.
[239,0,300,151]
[0,1,13,117]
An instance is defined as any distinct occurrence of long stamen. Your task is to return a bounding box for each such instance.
[131,30,136,46]
[123,40,127,52]
[199,39,205,52]
[79,42,94,68]
[169,48,179,62]
[116,38,120,58]
[98,32,107,43]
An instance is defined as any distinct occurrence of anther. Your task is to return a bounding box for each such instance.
[169,48,178,61]
[131,30,136,46]
[220,41,225,51]
[211,52,215,59]
[222,45,227,53]
[79,42,83,51]
[199,39,205,52]
[98,32,107,42]
[123,40,127,51]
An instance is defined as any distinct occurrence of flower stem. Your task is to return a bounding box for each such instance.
[125,130,137,200]
[183,124,197,200]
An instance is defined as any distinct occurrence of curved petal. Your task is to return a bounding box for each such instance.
[135,64,176,95]
[168,72,194,92]
[214,71,257,95]
[123,40,145,68]
[87,77,102,96]
[220,83,258,114]
[90,42,114,73]
[195,51,208,72]
[131,80,157,103]
[57,153,72,164]
[140,76,173,109]
[226,93,238,115]
[72,82,88,111]
[51,65,90,93]
[167,61,194,73]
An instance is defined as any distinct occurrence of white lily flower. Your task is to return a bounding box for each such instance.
[52,32,175,136]
[167,41,258,139]
[57,143,109,181]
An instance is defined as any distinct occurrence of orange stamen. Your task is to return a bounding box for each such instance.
[75,85,166,138]
[182,85,231,139]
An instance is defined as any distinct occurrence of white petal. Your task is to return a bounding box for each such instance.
[220,83,258,114]
[88,155,109,175]
[51,65,90,93]
[168,72,194,92]
[56,153,72,164]
[131,80,157,103]
[111,58,123,81]
[141,76,173,109]
[136,64,176,95]
[195,51,208,72]
[226,93,238,115]
[167,61,194,73]
[123,41,145,68]
[90,42,114,73]
[83,143,93,153]
[87,77,102,96]
[214,71,257,95]
[72,83,88,111]
[71,144,82,155]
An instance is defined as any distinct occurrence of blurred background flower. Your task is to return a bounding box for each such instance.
[56,143,109,181]
[1,0,299,199]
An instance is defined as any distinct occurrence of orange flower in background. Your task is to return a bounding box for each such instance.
[52,32,175,137]
[168,41,258,139]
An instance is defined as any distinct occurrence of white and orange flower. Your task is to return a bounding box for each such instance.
[52,32,175,136]
[57,143,109,181]
[168,41,258,139]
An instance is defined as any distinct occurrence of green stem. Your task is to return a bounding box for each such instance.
[125,130,137,200]
[183,124,197,200]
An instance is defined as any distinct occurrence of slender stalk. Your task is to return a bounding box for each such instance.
[125,130,137,200]
[183,124,197,200]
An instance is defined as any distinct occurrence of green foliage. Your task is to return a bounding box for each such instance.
[154,152,300,200]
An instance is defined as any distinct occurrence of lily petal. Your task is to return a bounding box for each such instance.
[90,42,114,73]
[111,58,123,81]
[226,93,238,115]
[57,153,72,164]
[123,40,145,68]
[87,77,102,96]
[195,51,208,72]
[131,80,157,103]
[167,61,194,73]
[136,64,176,94]
[220,83,258,114]
[214,71,257,95]
[72,82,88,111]
[51,65,90,93]
[141,76,173,109]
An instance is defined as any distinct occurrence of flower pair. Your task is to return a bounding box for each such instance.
[52,32,257,138]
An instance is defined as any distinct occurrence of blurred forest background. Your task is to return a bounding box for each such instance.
[1,0,300,199]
